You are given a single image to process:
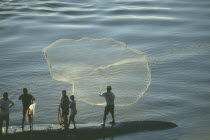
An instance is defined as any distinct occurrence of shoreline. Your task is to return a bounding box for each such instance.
[0,121,177,140]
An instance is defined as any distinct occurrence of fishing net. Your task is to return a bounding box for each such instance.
[43,37,151,106]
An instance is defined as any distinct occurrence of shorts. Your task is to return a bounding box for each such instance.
[104,105,114,115]
[61,108,69,116]
[0,114,9,126]
[71,110,77,116]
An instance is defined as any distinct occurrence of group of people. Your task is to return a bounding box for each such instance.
[59,90,77,130]
[59,85,116,130]
[0,88,35,134]
[0,86,116,134]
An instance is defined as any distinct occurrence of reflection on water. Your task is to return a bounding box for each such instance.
[0,0,210,139]
[123,7,171,10]
[56,24,91,28]
[106,15,175,19]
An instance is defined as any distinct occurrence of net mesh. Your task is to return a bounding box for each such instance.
[43,37,151,106]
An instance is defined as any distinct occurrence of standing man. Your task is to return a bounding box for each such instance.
[99,86,115,128]
[19,88,35,130]
[0,92,14,135]
[60,90,70,130]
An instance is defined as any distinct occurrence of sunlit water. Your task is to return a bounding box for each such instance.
[0,0,210,139]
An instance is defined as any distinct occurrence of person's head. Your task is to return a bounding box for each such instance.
[3,92,8,100]
[70,95,75,100]
[62,90,66,96]
[107,86,112,92]
[23,88,28,95]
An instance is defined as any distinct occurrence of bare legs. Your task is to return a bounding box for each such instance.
[0,117,9,135]
[21,108,32,130]
[5,120,9,134]
[68,115,76,129]
[102,105,115,128]
[0,119,2,135]
[102,113,106,128]
[63,114,68,130]
[111,111,115,123]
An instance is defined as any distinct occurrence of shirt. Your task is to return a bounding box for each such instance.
[70,100,77,115]
[100,92,115,105]
[60,95,69,109]
[0,98,14,116]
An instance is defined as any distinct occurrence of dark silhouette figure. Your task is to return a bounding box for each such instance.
[19,88,35,130]
[0,92,14,134]
[60,90,70,130]
[68,95,77,130]
[99,86,115,128]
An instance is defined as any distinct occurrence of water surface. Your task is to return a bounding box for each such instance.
[0,0,210,139]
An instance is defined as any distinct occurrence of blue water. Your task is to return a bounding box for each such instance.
[0,0,210,139]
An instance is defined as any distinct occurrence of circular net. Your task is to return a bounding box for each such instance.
[43,37,151,106]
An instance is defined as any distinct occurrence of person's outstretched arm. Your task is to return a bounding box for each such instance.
[99,92,103,96]
[18,95,22,100]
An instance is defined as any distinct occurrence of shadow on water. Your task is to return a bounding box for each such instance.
[0,121,177,140]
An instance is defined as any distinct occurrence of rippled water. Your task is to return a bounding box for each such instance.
[0,0,210,139]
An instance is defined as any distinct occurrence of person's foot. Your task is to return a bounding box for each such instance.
[30,125,32,131]
[101,123,105,128]
[20,125,24,131]
[64,125,69,130]
[109,121,116,125]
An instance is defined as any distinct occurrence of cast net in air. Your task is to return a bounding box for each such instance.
[43,37,151,106]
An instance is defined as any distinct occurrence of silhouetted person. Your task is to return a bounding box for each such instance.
[19,88,35,130]
[60,90,69,130]
[99,86,115,128]
[0,92,14,135]
[68,95,77,130]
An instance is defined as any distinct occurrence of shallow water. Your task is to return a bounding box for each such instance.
[0,0,210,139]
